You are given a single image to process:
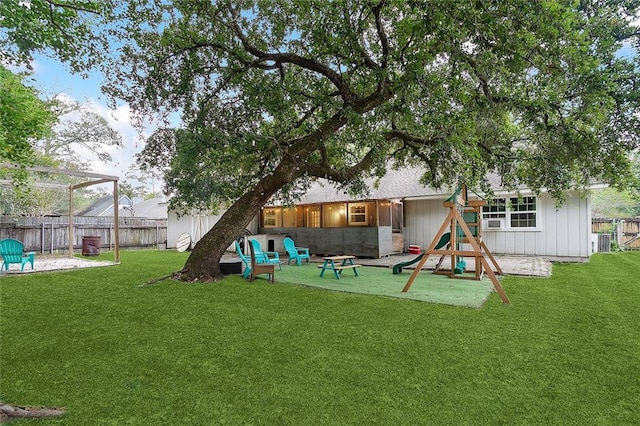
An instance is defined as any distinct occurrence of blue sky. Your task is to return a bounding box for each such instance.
[30,56,104,101]
[26,55,157,190]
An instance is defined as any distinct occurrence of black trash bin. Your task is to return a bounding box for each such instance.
[82,236,101,256]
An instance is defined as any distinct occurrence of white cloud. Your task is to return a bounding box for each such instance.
[52,94,162,193]
[85,101,160,187]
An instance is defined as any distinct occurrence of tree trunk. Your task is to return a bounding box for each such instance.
[179,165,302,282]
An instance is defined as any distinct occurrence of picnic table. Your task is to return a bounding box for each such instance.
[318,255,361,279]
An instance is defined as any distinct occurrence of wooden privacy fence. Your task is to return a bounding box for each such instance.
[592,218,640,250]
[0,216,167,254]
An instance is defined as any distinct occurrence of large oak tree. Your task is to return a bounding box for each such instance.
[100,0,640,281]
[6,0,635,280]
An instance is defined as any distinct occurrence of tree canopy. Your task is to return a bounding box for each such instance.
[0,0,114,74]
[112,1,640,205]
[0,65,55,166]
[99,0,640,279]
[35,97,123,170]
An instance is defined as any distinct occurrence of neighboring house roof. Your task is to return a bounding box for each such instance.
[126,197,169,219]
[77,195,133,217]
[77,196,168,219]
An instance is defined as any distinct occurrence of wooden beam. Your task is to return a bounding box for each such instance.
[0,163,118,181]
[0,179,69,189]
[69,188,74,258]
[71,178,115,190]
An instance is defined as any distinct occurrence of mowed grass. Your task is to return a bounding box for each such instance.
[1,250,639,424]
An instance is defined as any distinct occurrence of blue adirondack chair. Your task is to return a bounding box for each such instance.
[248,239,281,270]
[0,239,35,271]
[235,240,252,279]
[283,237,310,266]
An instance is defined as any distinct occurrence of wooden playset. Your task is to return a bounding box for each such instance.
[401,184,510,304]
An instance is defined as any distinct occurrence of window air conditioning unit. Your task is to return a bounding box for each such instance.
[485,219,505,229]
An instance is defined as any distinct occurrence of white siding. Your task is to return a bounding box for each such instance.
[404,192,591,259]
[167,210,258,249]
[404,198,449,251]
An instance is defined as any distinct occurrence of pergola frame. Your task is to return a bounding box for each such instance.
[0,163,120,262]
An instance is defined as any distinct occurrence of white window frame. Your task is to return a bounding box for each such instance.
[348,202,369,226]
[483,196,538,230]
[263,208,280,228]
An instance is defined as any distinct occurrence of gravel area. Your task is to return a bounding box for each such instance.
[1,256,116,274]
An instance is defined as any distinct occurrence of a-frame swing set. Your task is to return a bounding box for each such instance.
[401,184,510,304]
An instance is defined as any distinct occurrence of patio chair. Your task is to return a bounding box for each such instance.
[248,239,281,270]
[248,238,275,282]
[283,237,310,266]
[0,238,35,271]
[235,240,252,279]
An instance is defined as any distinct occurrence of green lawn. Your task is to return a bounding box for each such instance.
[1,250,639,424]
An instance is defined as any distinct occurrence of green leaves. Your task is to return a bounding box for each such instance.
[96,0,640,207]
[0,0,115,73]
[0,66,55,166]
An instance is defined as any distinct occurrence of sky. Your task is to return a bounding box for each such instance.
[26,54,159,192]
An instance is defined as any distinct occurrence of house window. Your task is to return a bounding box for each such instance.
[483,199,506,219]
[483,196,537,229]
[263,208,280,227]
[282,207,296,227]
[322,203,347,227]
[509,196,537,228]
[308,206,321,228]
[348,202,368,226]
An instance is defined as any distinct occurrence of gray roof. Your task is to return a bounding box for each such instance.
[293,167,454,204]
[77,195,132,217]
[127,197,168,219]
[78,196,167,219]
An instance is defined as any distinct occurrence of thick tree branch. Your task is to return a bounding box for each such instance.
[306,146,379,183]
[226,3,363,106]
[372,0,389,69]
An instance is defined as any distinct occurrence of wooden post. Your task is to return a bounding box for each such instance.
[68,186,74,258]
[402,208,456,292]
[113,180,120,263]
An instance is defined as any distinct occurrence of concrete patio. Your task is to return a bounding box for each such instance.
[308,253,552,277]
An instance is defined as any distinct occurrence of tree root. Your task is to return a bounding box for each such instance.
[139,270,186,287]
[0,403,65,422]
[139,269,223,287]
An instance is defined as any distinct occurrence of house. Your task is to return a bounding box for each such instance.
[168,167,596,260]
[78,196,168,219]
[77,195,133,217]
[260,168,595,260]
